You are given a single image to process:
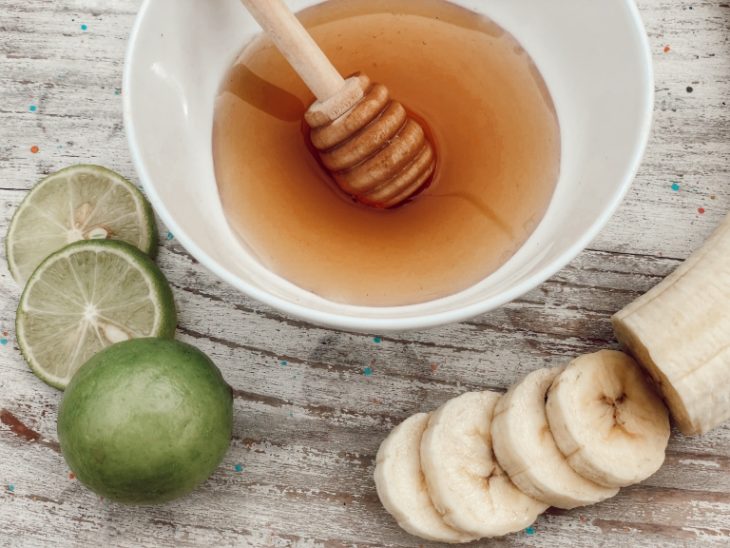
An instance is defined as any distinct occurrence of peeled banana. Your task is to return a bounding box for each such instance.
[420,392,548,538]
[545,350,670,488]
[374,413,476,543]
[371,215,730,542]
[491,367,619,508]
[613,214,730,435]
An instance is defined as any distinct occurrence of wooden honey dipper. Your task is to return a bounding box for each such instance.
[241,0,437,208]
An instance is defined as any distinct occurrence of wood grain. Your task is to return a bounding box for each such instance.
[1,1,729,546]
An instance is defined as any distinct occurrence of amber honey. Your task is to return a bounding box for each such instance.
[213,0,560,306]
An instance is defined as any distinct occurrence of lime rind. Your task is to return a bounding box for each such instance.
[58,339,232,504]
[6,164,158,285]
[16,239,176,390]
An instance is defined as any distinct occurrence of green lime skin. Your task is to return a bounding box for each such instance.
[57,339,233,505]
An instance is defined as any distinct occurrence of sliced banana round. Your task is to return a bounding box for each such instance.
[492,367,619,509]
[374,413,476,544]
[420,392,548,538]
[545,350,670,488]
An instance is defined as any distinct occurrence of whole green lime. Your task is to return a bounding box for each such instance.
[57,338,233,504]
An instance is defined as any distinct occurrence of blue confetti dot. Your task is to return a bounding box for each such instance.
[363,367,373,377]
[671,182,680,192]
[7,484,14,493]
[525,527,536,536]
[373,337,382,344]
[166,231,174,240]
[0,339,7,346]
[29,105,37,112]
[279,360,288,367]
[234,464,244,472]
[80,24,88,31]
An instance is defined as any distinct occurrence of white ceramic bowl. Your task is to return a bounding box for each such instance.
[124,0,653,332]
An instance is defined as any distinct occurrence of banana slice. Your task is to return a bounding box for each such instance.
[545,350,670,488]
[374,413,476,544]
[613,213,730,435]
[492,367,619,509]
[420,392,548,538]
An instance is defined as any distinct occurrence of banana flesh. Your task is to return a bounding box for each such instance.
[492,367,619,508]
[374,413,476,543]
[420,392,548,538]
[369,216,730,542]
[613,214,730,435]
[545,350,670,488]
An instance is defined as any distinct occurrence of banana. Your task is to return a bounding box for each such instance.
[491,367,619,509]
[612,214,730,436]
[374,413,476,544]
[420,392,548,538]
[545,350,670,488]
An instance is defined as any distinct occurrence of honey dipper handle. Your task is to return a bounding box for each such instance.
[240,0,346,101]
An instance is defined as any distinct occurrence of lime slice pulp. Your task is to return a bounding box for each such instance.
[16,240,176,390]
[6,164,158,284]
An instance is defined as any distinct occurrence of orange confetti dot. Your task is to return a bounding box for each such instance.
[68,472,76,480]
[663,45,671,53]
[30,145,39,154]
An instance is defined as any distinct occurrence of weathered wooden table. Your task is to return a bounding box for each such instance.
[1,1,729,546]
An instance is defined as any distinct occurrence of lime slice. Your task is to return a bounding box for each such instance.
[16,240,176,390]
[6,164,158,284]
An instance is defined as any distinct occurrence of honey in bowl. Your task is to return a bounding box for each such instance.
[213,0,560,307]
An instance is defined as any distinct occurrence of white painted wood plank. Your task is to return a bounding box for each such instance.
[1,1,729,546]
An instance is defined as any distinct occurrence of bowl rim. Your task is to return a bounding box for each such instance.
[123,0,654,332]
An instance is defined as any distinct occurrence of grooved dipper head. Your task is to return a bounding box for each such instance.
[306,74,437,208]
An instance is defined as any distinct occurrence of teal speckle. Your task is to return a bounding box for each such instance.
[29,105,37,112]
[7,484,14,493]
[671,182,680,192]
[0,339,7,346]
[114,88,122,96]
[525,527,536,536]
[373,337,382,344]
[234,464,244,473]
[166,231,174,240]
[80,24,88,31]
[279,360,288,367]
[363,367,373,377]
